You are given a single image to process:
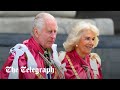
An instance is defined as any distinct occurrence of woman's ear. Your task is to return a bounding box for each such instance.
[76,44,78,47]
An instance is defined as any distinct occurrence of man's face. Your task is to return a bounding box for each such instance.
[37,21,57,49]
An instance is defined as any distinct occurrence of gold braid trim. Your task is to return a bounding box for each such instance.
[66,55,80,79]
[36,73,45,79]
[53,68,58,79]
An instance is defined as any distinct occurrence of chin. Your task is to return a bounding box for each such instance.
[46,45,52,48]
[85,51,91,54]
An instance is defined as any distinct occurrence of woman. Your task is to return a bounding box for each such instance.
[59,21,102,79]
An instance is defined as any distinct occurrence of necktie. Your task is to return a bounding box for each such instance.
[44,50,51,79]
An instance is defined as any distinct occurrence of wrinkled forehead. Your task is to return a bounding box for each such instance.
[45,17,58,30]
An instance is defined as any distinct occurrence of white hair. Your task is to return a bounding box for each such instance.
[32,13,45,34]
[63,21,100,52]
[32,13,57,35]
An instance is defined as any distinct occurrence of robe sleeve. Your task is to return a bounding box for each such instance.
[0,53,37,79]
[61,57,75,79]
[0,54,14,79]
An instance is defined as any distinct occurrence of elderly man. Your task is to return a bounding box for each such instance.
[0,13,64,79]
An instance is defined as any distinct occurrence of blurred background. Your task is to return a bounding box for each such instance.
[0,11,120,79]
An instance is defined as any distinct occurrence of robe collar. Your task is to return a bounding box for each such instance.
[23,37,45,54]
[67,50,91,67]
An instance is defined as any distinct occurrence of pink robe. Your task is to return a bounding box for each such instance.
[61,50,102,79]
[0,37,60,79]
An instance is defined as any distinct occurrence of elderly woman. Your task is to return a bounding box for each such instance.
[59,21,102,79]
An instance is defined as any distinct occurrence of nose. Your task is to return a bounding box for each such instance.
[89,39,94,46]
[51,32,56,39]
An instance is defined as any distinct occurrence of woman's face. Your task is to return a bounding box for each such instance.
[76,30,96,57]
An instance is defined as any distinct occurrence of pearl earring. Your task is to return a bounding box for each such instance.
[76,45,78,47]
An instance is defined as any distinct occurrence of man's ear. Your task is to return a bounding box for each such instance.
[34,28,40,38]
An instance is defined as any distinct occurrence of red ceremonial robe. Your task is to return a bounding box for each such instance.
[0,37,60,79]
[61,50,102,79]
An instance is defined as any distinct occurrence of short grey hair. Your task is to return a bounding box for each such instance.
[32,12,57,35]
[33,13,45,31]
[63,21,100,52]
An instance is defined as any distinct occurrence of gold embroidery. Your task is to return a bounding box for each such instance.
[66,55,80,79]
[53,68,58,79]
[36,73,45,79]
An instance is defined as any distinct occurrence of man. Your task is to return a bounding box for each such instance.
[0,12,64,79]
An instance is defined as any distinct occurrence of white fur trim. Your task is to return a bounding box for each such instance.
[90,53,101,79]
[90,53,101,65]
[52,44,61,67]
[58,51,66,62]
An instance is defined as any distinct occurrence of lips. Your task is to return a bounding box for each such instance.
[86,46,93,50]
[49,41,55,44]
